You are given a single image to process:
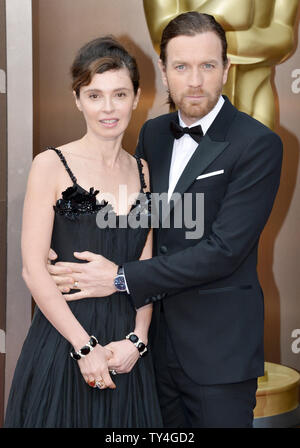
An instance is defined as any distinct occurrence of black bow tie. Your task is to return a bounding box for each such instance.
[170,120,203,143]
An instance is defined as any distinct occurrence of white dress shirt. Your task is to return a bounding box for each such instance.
[167,95,225,201]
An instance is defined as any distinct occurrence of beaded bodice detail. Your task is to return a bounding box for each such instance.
[47,147,151,221]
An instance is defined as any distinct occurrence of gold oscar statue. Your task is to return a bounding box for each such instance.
[143,0,300,424]
[144,0,299,129]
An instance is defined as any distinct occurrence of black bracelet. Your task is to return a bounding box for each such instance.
[70,335,98,360]
[126,332,148,357]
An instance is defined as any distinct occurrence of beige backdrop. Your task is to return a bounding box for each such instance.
[31,0,300,374]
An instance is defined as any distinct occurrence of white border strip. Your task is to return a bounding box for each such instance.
[0,329,5,354]
[0,69,5,93]
[5,0,33,407]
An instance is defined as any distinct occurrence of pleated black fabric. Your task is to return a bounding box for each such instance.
[4,149,162,428]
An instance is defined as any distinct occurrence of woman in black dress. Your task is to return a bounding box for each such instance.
[4,37,162,428]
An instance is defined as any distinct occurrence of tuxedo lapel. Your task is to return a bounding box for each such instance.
[173,135,229,195]
[167,135,229,215]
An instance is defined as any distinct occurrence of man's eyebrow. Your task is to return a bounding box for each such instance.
[171,59,219,65]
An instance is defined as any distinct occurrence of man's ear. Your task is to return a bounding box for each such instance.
[158,59,168,88]
[223,58,231,86]
[73,90,82,112]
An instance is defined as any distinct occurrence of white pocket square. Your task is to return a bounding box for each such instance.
[196,170,224,180]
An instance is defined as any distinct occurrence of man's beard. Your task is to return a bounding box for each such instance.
[168,86,223,120]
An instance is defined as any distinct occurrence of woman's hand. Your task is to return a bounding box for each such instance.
[78,344,116,390]
[105,340,140,374]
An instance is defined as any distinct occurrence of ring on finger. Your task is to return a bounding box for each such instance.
[74,281,79,288]
[88,379,96,388]
[96,379,106,389]
[110,369,117,376]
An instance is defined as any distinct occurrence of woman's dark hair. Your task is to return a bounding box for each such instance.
[160,12,228,67]
[71,36,140,97]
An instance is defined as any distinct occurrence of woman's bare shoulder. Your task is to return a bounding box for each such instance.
[24,150,60,200]
[32,140,80,167]
[29,146,69,186]
[32,148,60,170]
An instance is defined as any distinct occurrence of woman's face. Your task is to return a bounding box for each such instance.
[75,67,140,141]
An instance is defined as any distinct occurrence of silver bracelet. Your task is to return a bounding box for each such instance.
[70,335,98,360]
[126,332,148,357]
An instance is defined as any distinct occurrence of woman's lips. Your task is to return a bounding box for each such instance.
[99,118,119,127]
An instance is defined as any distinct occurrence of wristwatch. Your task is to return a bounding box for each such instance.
[114,265,127,292]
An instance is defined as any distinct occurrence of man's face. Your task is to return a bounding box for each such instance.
[159,32,230,125]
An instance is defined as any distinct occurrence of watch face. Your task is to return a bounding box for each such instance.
[114,275,126,291]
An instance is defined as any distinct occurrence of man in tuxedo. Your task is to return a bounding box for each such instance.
[49,12,282,427]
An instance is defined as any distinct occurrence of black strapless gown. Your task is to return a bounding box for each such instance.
[4,148,162,428]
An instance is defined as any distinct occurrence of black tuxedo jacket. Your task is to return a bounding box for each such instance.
[124,97,283,385]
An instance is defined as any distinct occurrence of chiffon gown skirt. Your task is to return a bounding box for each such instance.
[4,148,163,428]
